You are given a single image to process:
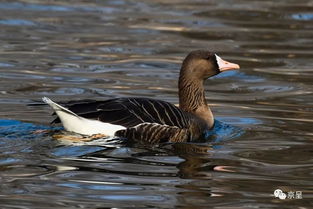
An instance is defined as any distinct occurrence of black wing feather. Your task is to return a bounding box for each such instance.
[54,97,189,128]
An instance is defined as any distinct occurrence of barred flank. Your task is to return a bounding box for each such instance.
[115,123,190,144]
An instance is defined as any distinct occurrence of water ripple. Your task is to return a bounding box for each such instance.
[0,19,36,26]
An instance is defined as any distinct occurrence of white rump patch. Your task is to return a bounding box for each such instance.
[43,97,126,136]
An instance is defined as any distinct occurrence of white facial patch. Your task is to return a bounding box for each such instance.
[215,54,224,70]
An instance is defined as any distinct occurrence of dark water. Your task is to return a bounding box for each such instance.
[0,0,312,208]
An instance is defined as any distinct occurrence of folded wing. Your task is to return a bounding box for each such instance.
[53,97,190,129]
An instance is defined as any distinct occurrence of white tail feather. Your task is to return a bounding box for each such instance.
[42,97,78,116]
[43,97,126,136]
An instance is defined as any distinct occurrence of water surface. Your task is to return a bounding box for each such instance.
[0,0,312,208]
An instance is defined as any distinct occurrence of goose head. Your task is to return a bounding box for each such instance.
[180,50,240,80]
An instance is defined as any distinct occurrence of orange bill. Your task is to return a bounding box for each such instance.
[215,54,240,71]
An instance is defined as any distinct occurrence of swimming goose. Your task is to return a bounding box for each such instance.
[43,50,239,144]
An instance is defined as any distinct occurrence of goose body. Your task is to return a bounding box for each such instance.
[43,50,240,144]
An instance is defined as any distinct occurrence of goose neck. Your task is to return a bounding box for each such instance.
[178,75,214,128]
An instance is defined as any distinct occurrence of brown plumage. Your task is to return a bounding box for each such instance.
[47,50,240,144]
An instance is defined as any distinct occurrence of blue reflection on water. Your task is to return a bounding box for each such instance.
[214,70,264,82]
[0,19,36,26]
[204,120,244,145]
[292,13,313,21]
[0,119,56,139]
[0,119,61,161]
[52,145,104,157]
[0,2,72,12]
[0,119,21,127]
[58,182,141,191]
[0,2,117,13]
[0,63,15,67]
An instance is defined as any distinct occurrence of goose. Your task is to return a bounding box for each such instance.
[43,50,240,144]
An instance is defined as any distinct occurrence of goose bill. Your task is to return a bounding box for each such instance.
[215,54,240,72]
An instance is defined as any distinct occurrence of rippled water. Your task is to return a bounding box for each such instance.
[0,0,312,208]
